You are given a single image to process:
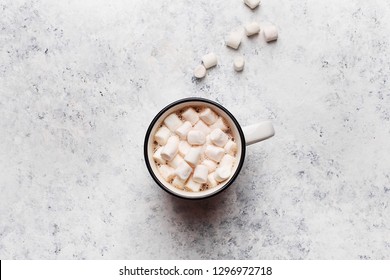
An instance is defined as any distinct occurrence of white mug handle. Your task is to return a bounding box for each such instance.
[242,121,275,146]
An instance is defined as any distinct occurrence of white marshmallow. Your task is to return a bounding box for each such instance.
[159,165,175,181]
[220,154,235,169]
[244,0,260,10]
[194,65,206,79]
[202,159,217,172]
[172,176,186,189]
[187,130,206,145]
[245,22,260,36]
[210,117,228,132]
[153,146,166,165]
[175,121,192,140]
[264,25,278,42]
[185,176,202,192]
[210,128,229,147]
[224,140,237,155]
[202,53,218,69]
[199,108,218,125]
[154,126,171,145]
[205,145,225,162]
[168,154,184,169]
[214,166,231,182]
[184,147,202,166]
[175,161,193,181]
[208,172,218,188]
[164,113,183,132]
[160,135,179,161]
[182,107,199,125]
[233,56,245,72]
[178,140,191,156]
[193,120,211,135]
[226,31,242,49]
[193,165,209,184]
[205,135,212,145]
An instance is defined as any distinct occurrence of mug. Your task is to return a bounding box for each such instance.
[144,97,275,199]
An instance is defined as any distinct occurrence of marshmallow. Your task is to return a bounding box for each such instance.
[220,154,235,169]
[205,135,212,145]
[164,113,183,132]
[194,65,206,79]
[185,176,202,192]
[184,147,202,166]
[193,165,209,184]
[154,126,171,145]
[264,25,278,42]
[245,22,260,36]
[205,145,225,162]
[226,31,242,49]
[199,108,218,125]
[207,172,218,188]
[202,53,218,69]
[175,121,192,140]
[214,166,231,182]
[193,120,211,135]
[175,161,193,181]
[244,0,260,10]
[182,107,199,125]
[233,56,245,72]
[160,135,179,161]
[202,159,217,172]
[210,128,229,147]
[153,146,166,165]
[187,130,206,145]
[159,165,175,181]
[168,154,184,169]
[210,117,228,132]
[178,140,191,156]
[224,140,237,155]
[172,176,186,190]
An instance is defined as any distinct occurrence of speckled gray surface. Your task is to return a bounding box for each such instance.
[1,0,390,259]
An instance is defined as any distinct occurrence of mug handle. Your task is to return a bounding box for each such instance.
[242,121,275,146]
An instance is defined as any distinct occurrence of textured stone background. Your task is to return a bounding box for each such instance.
[0,0,389,259]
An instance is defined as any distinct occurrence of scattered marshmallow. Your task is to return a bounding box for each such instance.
[233,56,245,72]
[210,128,229,147]
[194,65,206,79]
[168,154,184,169]
[202,53,218,69]
[154,126,171,146]
[245,22,260,36]
[207,172,218,188]
[193,120,211,135]
[214,166,231,182]
[185,176,202,192]
[172,176,186,189]
[224,140,237,155]
[202,159,217,172]
[175,161,193,181]
[226,31,242,49]
[263,25,278,42]
[205,145,225,162]
[210,117,228,132]
[153,146,166,165]
[164,113,183,132]
[182,107,199,125]
[187,130,206,145]
[159,165,175,181]
[193,165,209,184]
[161,135,179,161]
[199,108,218,125]
[178,140,191,156]
[184,147,202,166]
[175,121,192,140]
[244,0,260,10]
[220,154,235,169]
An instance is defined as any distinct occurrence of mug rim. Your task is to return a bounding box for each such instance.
[143,97,246,200]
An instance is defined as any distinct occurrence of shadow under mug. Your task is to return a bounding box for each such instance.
[144,97,275,200]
